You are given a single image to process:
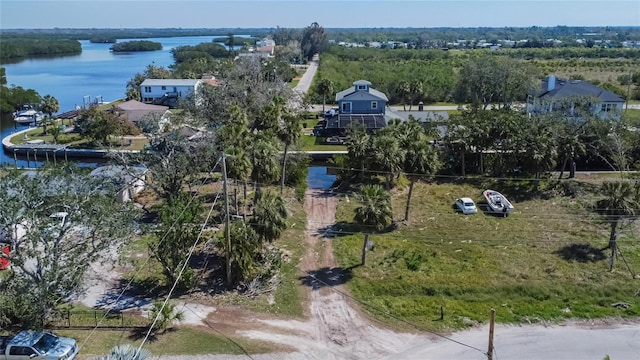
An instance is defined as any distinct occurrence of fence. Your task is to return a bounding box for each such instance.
[49,309,149,329]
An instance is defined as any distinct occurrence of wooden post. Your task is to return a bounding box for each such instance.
[13,149,17,168]
[26,151,30,168]
[361,234,369,266]
[487,308,495,360]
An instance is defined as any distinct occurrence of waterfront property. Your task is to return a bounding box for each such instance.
[140,79,203,107]
[108,100,171,134]
[526,75,625,120]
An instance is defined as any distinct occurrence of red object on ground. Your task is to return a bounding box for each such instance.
[0,244,9,270]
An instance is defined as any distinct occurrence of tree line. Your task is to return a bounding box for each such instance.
[308,46,640,105]
[0,39,81,61]
[110,40,162,52]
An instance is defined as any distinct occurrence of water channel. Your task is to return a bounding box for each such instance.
[0,35,235,167]
[0,36,336,187]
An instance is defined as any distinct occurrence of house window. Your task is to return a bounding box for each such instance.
[601,103,617,112]
[357,85,367,90]
[371,101,378,110]
[161,86,166,90]
[144,86,151,93]
[341,102,352,113]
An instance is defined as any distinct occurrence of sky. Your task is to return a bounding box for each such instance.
[0,0,639,29]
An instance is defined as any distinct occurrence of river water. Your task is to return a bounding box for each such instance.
[0,35,237,166]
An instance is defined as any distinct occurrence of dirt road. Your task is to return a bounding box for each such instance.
[82,187,640,360]
[161,189,428,360]
[231,189,427,359]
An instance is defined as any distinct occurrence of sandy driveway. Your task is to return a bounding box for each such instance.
[161,189,429,360]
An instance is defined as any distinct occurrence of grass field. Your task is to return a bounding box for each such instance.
[57,326,280,359]
[9,124,149,151]
[301,135,348,151]
[331,177,640,332]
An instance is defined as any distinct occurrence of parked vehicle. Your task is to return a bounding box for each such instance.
[482,189,514,217]
[324,108,339,117]
[455,197,478,214]
[0,229,11,270]
[0,331,78,360]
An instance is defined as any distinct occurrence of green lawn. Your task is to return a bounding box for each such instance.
[332,178,640,332]
[301,135,347,151]
[9,124,149,151]
[57,326,280,359]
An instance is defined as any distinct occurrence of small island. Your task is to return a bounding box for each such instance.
[110,40,162,52]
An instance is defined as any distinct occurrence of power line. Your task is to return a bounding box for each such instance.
[135,192,220,357]
[296,266,488,357]
[78,157,222,353]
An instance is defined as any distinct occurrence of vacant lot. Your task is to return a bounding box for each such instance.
[331,177,640,332]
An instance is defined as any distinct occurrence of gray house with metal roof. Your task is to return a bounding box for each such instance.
[527,75,624,120]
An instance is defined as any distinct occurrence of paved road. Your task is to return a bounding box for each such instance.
[387,322,640,360]
[293,54,319,96]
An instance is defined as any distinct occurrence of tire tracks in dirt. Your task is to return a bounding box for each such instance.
[236,189,426,359]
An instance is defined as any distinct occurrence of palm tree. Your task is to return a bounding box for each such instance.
[403,139,441,222]
[249,132,280,196]
[40,94,59,134]
[354,184,393,232]
[597,182,640,262]
[226,145,252,214]
[395,81,411,111]
[94,344,151,360]
[279,113,301,194]
[48,125,63,144]
[371,134,405,190]
[408,80,424,111]
[316,78,333,112]
[149,300,185,333]
[226,221,261,283]
[522,118,558,191]
[251,190,288,242]
[344,123,370,182]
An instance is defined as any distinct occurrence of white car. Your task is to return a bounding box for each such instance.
[455,198,477,214]
[324,108,339,117]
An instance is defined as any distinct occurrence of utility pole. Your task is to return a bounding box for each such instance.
[222,152,232,287]
[625,68,632,111]
[487,308,495,360]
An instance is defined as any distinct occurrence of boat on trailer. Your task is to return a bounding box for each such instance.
[482,189,514,216]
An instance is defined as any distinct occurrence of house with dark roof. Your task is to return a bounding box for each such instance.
[319,80,389,137]
[527,75,625,120]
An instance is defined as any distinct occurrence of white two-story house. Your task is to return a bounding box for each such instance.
[140,79,203,108]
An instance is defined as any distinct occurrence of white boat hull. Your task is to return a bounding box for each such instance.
[483,189,514,215]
